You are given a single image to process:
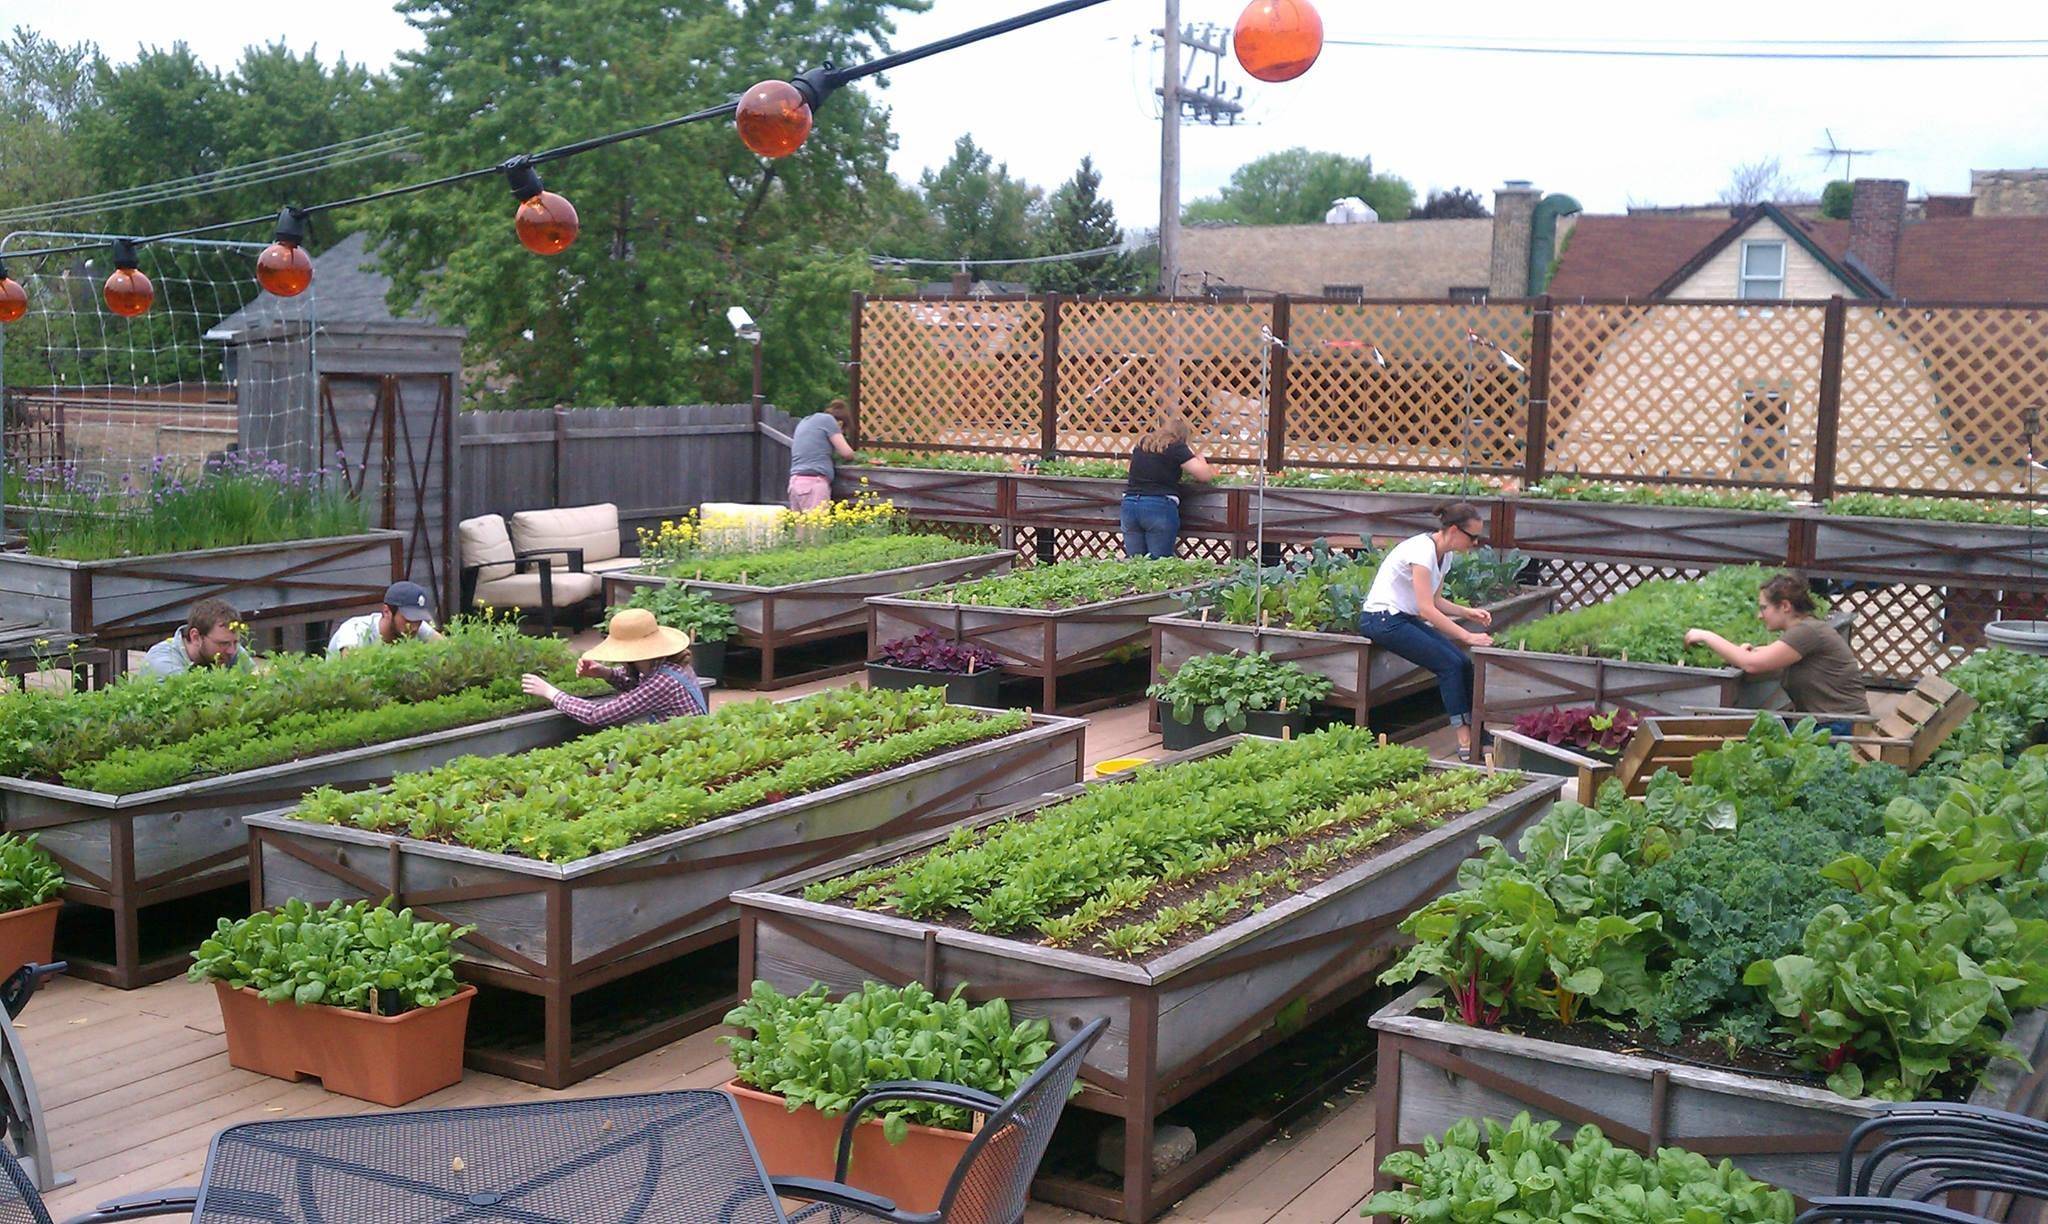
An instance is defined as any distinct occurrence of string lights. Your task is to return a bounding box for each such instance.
[256,206,313,297]
[1233,0,1325,83]
[102,238,155,317]
[506,159,580,256]
[735,80,814,159]
[0,261,24,324]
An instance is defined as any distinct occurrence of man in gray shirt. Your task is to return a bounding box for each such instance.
[142,598,255,677]
[787,400,857,511]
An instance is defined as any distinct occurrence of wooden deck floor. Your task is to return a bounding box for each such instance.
[31,672,1421,1222]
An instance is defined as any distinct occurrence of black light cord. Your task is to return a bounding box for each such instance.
[1,0,1112,264]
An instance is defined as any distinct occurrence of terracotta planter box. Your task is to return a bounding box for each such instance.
[0,708,584,990]
[0,902,60,984]
[723,1081,976,1214]
[1509,499,1796,567]
[214,981,475,1107]
[1151,587,1559,728]
[0,531,404,648]
[1369,985,2048,1218]
[1809,510,2048,586]
[603,551,1015,691]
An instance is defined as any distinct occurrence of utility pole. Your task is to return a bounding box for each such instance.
[1156,9,1244,296]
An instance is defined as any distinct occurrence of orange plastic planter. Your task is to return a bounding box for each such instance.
[724,1080,980,1213]
[215,982,475,1107]
[0,902,60,984]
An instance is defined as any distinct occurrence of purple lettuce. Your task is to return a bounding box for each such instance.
[877,631,1000,676]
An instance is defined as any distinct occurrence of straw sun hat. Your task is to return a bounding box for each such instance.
[583,608,691,664]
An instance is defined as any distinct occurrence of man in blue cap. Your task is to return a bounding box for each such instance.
[326,581,442,655]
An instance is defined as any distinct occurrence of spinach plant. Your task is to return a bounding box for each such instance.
[1145,650,1333,731]
[0,836,64,914]
[188,898,471,1015]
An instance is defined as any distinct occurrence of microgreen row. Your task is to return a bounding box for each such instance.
[908,557,1220,610]
[1499,565,1818,666]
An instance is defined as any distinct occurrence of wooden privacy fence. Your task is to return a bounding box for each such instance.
[850,294,2048,503]
[457,403,795,534]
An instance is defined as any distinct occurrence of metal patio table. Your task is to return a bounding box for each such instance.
[189,1090,787,1223]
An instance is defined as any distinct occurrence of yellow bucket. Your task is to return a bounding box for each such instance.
[1093,757,1153,778]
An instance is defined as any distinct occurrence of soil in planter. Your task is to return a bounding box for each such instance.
[463,941,737,1068]
[55,881,245,974]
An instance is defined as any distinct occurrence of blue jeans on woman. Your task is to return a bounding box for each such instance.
[1121,494,1180,559]
[1357,610,1475,724]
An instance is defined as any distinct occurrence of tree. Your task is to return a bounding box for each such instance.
[372,0,926,413]
[0,28,100,228]
[1719,156,1797,207]
[1029,157,1140,294]
[913,135,1042,264]
[1413,187,1489,220]
[1820,180,1853,220]
[1183,148,1413,225]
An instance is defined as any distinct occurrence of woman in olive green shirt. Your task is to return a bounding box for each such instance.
[1683,572,1869,732]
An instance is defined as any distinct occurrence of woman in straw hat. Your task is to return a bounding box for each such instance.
[519,607,708,726]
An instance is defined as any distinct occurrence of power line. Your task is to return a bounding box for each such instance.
[872,244,1125,268]
[1325,37,2048,60]
[1338,34,2048,47]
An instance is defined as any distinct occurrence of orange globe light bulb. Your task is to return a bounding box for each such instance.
[514,191,579,256]
[104,241,153,317]
[1233,0,1324,83]
[0,275,26,325]
[736,79,814,159]
[256,242,314,297]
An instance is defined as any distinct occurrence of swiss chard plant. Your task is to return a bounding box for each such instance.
[610,585,738,643]
[1510,706,1638,754]
[722,980,1056,1142]
[0,836,65,914]
[875,630,1000,675]
[1368,1113,1794,1223]
[187,898,471,1015]
[1145,650,1333,731]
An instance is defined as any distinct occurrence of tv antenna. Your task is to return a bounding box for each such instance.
[1813,128,1880,180]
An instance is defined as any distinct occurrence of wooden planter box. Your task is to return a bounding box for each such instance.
[245,711,1087,1090]
[603,551,1015,690]
[1150,587,1559,728]
[1485,728,1618,801]
[1243,486,1506,547]
[733,753,1563,1222]
[833,466,1006,522]
[1509,499,1796,567]
[1809,511,2048,586]
[1470,610,1856,731]
[0,531,405,649]
[1369,985,2048,1218]
[0,708,584,989]
[1012,474,1234,542]
[868,583,1210,714]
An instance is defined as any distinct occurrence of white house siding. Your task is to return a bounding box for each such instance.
[1664,218,1856,301]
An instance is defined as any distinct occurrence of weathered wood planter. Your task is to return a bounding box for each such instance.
[1242,485,1506,547]
[1012,474,1235,542]
[1471,610,1856,730]
[604,550,1014,690]
[1809,510,2048,587]
[1509,499,1796,567]
[1369,986,2048,1219]
[868,582,1211,713]
[0,531,405,651]
[833,466,1006,522]
[0,708,584,989]
[1485,728,1618,801]
[245,711,1087,1090]
[1150,586,1559,728]
[733,752,1563,1223]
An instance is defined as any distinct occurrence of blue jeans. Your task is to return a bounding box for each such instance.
[1121,495,1180,559]
[1357,610,1475,724]
[1818,718,1855,738]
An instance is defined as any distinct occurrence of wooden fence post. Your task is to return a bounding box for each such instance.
[1041,293,1062,460]
[1267,295,1292,473]
[551,406,568,508]
[846,292,866,449]
[1812,295,1847,505]
[1524,295,1553,489]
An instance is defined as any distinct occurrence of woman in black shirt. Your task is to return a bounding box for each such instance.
[1122,415,1216,558]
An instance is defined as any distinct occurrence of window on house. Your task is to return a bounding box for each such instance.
[1739,240,1786,299]
[1322,284,1365,302]
[1448,286,1489,304]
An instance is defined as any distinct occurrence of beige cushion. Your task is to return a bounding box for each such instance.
[459,515,516,584]
[472,570,603,611]
[510,504,623,567]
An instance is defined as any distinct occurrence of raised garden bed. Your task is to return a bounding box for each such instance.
[245,690,1086,1088]
[733,729,1562,1222]
[1012,473,1234,541]
[833,464,1006,522]
[605,550,1014,690]
[866,559,1220,713]
[0,531,404,650]
[1511,498,1795,567]
[1,709,583,988]
[1152,586,1557,728]
[1484,728,1618,801]
[1239,482,1505,547]
[1810,507,2048,586]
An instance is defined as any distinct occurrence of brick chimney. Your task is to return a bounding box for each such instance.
[950,268,972,297]
[1847,179,1908,290]
[1924,194,1976,219]
[1489,181,1540,298]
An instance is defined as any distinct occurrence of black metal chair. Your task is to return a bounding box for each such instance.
[1797,1102,2048,1223]
[771,1016,1108,1224]
[0,1144,195,1224]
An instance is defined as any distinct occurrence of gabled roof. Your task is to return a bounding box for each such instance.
[1648,204,1884,298]
[1546,215,1735,299]
[209,231,413,338]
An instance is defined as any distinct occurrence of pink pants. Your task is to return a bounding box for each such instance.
[788,475,832,511]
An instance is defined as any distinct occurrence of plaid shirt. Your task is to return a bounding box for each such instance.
[548,663,707,727]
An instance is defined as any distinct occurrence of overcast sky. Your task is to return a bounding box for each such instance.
[12,0,2048,232]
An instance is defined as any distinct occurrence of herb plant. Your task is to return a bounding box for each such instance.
[1826,492,2044,527]
[1034,458,1128,479]
[1368,1113,1794,1223]
[187,898,471,1015]
[1500,566,1818,666]
[1528,476,1791,512]
[910,558,1220,610]
[1146,651,1332,731]
[0,836,64,913]
[1510,706,1638,754]
[723,980,1056,1143]
[876,631,1000,676]
[609,585,738,643]
[291,688,1029,862]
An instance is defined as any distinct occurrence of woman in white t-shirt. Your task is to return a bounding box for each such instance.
[1355,503,1496,761]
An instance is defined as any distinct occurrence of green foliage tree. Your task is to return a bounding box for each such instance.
[1029,156,1140,294]
[1820,179,1853,220]
[0,28,100,228]
[911,134,1042,264]
[1183,148,1414,225]
[1413,186,1489,220]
